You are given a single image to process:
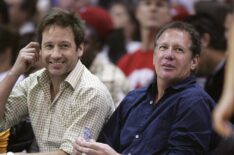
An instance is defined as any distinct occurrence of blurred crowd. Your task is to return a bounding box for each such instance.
[0,0,233,153]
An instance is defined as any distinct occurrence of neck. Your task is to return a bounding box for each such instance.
[156,78,168,102]
[49,75,66,101]
[50,80,61,101]
[141,27,158,50]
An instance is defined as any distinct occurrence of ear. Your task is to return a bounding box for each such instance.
[77,43,84,58]
[191,54,199,71]
[201,33,210,48]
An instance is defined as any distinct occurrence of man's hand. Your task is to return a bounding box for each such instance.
[10,42,40,76]
[72,137,120,155]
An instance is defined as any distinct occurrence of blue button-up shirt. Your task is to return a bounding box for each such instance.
[98,75,217,155]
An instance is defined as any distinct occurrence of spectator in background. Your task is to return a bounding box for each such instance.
[108,1,141,54]
[0,8,114,155]
[186,13,227,102]
[72,21,217,155]
[81,24,129,106]
[0,25,18,154]
[5,0,38,49]
[79,6,130,106]
[78,5,127,64]
[188,2,230,102]
[117,0,172,90]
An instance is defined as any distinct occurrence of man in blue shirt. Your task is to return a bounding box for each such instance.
[72,21,217,155]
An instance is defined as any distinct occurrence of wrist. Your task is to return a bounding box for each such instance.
[8,69,21,77]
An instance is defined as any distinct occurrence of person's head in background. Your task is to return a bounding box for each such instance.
[133,0,172,50]
[154,21,200,85]
[108,1,140,51]
[79,6,113,48]
[81,25,100,69]
[78,6,127,65]
[0,25,19,72]
[0,0,9,24]
[4,0,37,31]
[188,2,229,77]
[135,0,171,30]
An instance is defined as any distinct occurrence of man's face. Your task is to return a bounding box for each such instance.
[136,0,171,29]
[41,25,83,79]
[154,29,198,83]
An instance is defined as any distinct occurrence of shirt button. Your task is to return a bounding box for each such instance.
[150,100,153,104]
[135,134,139,138]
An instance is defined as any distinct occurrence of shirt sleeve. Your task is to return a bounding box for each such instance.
[60,87,114,154]
[166,96,214,155]
[0,80,28,131]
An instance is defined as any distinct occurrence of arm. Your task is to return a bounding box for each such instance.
[59,87,114,154]
[0,42,39,118]
[71,90,141,155]
[213,17,234,137]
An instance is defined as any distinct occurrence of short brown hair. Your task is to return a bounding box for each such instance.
[37,8,85,48]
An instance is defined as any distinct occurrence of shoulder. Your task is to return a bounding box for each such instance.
[117,87,147,112]
[176,84,215,111]
[14,68,46,88]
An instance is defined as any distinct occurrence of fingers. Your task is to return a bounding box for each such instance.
[11,42,41,75]
[20,42,40,65]
[213,106,233,137]
[213,94,234,137]
[73,137,100,155]
[72,138,83,155]
[22,42,40,62]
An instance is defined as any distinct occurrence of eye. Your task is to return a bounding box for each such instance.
[156,1,167,7]
[159,45,167,51]
[60,44,69,49]
[142,0,151,5]
[175,48,184,53]
[43,44,53,50]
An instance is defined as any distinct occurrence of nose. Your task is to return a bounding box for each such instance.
[51,47,62,59]
[149,2,158,11]
[164,48,175,60]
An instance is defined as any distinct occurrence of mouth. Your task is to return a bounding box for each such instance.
[49,61,65,69]
[161,64,175,70]
[49,61,64,64]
